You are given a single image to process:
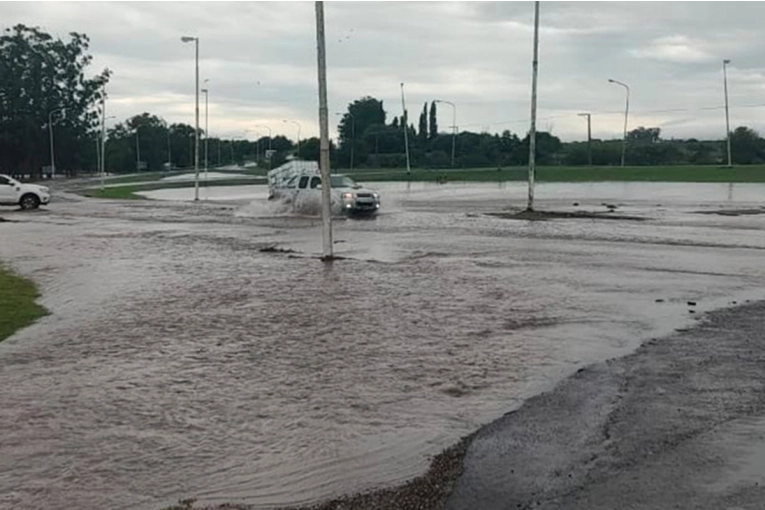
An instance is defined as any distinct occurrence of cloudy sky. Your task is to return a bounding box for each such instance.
[3,1,765,143]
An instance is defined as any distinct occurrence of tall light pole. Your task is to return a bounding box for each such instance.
[608,78,630,167]
[100,82,107,189]
[253,124,272,170]
[166,123,172,173]
[48,107,66,179]
[723,59,732,167]
[434,99,457,167]
[282,119,301,158]
[578,112,592,166]
[400,82,411,176]
[334,112,354,173]
[135,126,141,172]
[315,1,333,259]
[181,35,200,201]
[202,79,209,180]
[527,1,540,212]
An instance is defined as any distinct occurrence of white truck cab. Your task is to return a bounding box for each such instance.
[0,174,51,209]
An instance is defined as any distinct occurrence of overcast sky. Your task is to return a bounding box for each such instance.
[3,1,765,143]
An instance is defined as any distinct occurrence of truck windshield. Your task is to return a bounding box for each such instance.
[329,176,356,188]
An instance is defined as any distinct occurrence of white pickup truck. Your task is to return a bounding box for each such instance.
[0,174,51,209]
[268,161,380,216]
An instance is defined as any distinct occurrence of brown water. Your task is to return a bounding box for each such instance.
[1,182,765,509]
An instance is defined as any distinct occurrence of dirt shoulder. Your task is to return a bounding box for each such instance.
[446,300,765,510]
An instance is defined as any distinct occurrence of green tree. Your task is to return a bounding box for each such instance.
[418,102,428,141]
[429,100,438,140]
[730,126,764,164]
[0,24,110,177]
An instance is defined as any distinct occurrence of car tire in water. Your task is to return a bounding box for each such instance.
[19,193,40,210]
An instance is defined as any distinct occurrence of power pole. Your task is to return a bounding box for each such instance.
[527,0,540,212]
[578,112,592,166]
[315,1,333,260]
[100,83,106,189]
[401,82,411,176]
[723,59,733,167]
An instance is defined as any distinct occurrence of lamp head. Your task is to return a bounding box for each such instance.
[723,59,731,64]
[181,36,196,43]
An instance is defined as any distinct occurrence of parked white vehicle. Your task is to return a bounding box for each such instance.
[267,161,380,216]
[0,174,51,209]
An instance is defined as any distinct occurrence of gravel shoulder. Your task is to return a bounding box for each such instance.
[447,300,765,510]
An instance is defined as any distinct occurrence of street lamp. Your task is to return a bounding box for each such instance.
[723,59,733,167]
[608,78,630,167]
[334,112,354,173]
[48,107,66,179]
[165,122,174,174]
[282,119,301,158]
[434,99,457,167]
[253,124,272,170]
[202,78,209,180]
[135,125,141,172]
[181,35,200,201]
[401,82,411,175]
[578,112,592,166]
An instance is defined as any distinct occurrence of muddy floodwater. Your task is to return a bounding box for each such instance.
[1,181,764,509]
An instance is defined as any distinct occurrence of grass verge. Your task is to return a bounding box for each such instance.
[344,165,765,183]
[80,177,266,200]
[0,264,48,342]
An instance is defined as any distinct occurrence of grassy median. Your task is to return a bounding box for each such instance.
[81,176,267,200]
[345,165,765,183]
[0,264,48,342]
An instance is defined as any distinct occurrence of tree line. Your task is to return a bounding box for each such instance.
[3,25,765,179]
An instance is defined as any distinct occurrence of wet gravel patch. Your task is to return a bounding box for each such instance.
[486,210,647,222]
[695,207,765,216]
[446,300,765,509]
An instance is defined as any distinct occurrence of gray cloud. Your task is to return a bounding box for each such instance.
[3,1,765,142]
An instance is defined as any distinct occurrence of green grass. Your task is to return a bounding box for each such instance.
[344,165,765,183]
[0,264,48,342]
[80,176,267,200]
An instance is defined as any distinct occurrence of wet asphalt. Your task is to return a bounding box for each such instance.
[0,180,764,509]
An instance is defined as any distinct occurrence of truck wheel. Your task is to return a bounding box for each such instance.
[20,193,40,210]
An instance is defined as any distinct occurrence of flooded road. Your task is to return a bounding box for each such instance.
[1,181,764,509]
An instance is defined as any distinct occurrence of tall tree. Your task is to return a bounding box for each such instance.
[418,102,428,141]
[429,100,438,139]
[0,24,110,177]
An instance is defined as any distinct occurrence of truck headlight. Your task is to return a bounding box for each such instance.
[342,192,354,200]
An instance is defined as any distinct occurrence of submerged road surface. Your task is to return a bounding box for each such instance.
[0,181,764,509]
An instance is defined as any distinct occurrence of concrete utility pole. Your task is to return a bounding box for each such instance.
[400,82,411,176]
[100,83,106,190]
[315,1,333,259]
[202,82,209,181]
[723,59,733,167]
[135,127,141,172]
[578,112,592,166]
[167,124,172,173]
[608,78,630,167]
[181,36,200,200]
[48,107,66,179]
[527,0,540,212]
